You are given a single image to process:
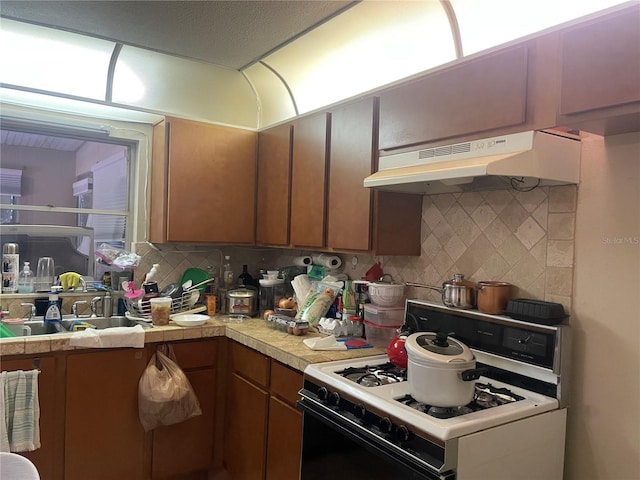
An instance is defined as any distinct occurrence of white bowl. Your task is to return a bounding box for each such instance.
[368,282,406,307]
[171,313,210,327]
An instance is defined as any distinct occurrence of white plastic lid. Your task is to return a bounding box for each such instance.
[405,332,474,366]
[259,278,284,286]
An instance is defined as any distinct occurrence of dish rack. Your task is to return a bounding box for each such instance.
[124,290,199,320]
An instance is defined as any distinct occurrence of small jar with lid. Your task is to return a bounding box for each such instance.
[347,315,364,338]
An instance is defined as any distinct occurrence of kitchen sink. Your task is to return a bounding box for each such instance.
[23,316,150,335]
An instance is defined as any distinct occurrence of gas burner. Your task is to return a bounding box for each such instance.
[395,383,525,418]
[335,362,407,387]
[427,405,473,419]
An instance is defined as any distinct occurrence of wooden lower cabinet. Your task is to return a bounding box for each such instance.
[225,372,269,480]
[65,349,148,480]
[1,355,62,480]
[151,340,219,480]
[224,341,303,480]
[265,392,303,480]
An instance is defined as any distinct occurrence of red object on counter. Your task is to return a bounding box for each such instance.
[387,335,408,369]
[364,262,383,282]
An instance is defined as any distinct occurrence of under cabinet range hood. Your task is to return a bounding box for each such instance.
[364,130,581,194]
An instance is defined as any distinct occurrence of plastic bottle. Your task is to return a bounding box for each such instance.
[44,292,64,334]
[18,261,34,293]
[223,256,234,287]
[238,264,254,287]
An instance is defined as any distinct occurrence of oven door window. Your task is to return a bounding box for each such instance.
[300,404,451,480]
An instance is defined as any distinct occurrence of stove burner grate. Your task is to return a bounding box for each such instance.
[396,383,525,419]
[335,362,407,386]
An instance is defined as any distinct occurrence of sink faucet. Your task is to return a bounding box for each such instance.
[21,303,37,320]
[90,296,102,318]
[72,300,89,318]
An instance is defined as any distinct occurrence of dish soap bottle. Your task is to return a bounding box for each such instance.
[44,291,64,334]
[18,261,34,293]
[223,256,234,288]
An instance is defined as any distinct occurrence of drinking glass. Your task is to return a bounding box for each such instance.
[36,257,55,292]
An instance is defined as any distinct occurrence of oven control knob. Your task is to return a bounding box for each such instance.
[317,387,329,401]
[396,425,411,442]
[354,404,366,419]
[379,417,393,434]
[329,391,341,406]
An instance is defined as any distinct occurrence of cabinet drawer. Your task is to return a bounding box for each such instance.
[170,339,218,369]
[270,361,303,406]
[230,341,270,388]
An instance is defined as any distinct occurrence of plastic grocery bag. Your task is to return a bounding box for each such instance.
[138,344,202,431]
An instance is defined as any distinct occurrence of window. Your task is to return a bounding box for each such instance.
[0,125,135,285]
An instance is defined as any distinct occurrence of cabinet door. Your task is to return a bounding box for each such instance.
[151,369,216,480]
[290,112,330,248]
[558,6,640,134]
[224,373,269,480]
[256,124,293,246]
[152,341,218,480]
[327,97,376,251]
[265,396,302,480]
[65,349,147,480]
[150,116,258,244]
[379,46,528,149]
[560,8,640,114]
[1,356,61,480]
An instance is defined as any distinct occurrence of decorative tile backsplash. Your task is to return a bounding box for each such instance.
[133,185,576,313]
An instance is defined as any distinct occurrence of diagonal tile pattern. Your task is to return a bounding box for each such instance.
[134,186,576,314]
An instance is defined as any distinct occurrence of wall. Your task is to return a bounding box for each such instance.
[565,132,640,480]
[1,145,76,226]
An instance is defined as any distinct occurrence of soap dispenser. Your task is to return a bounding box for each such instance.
[18,261,34,293]
[44,291,64,334]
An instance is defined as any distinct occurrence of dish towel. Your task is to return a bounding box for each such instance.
[59,272,82,291]
[68,324,146,348]
[0,369,41,452]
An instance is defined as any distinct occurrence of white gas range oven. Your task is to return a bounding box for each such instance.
[298,300,570,480]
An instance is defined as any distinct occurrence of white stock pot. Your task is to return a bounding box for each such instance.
[404,332,486,407]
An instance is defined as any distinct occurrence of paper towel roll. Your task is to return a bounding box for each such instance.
[311,254,342,269]
[293,256,313,266]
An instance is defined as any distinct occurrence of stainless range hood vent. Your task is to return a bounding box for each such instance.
[364,130,581,195]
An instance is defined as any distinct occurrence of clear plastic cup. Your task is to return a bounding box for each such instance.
[150,297,172,326]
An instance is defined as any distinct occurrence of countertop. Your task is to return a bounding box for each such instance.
[0,315,387,372]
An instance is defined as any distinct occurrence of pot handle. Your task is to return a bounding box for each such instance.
[459,367,488,382]
[405,282,443,293]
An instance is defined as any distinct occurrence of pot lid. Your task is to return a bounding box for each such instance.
[228,288,257,298]
[405,332,474,364]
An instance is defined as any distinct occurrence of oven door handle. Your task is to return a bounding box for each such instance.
[297,395,451,480]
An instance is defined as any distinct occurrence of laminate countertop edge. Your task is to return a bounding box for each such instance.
[0,315,387,372]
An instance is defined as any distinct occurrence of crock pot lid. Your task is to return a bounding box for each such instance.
[407,332,474,362]
[228,289,256,297]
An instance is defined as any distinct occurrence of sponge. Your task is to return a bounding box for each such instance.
[69,321,96,332]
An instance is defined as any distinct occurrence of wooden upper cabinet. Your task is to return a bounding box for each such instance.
[327,97,376,251]
[290,112,330,248]
[327,97,422,256]
[379,45,529,150]
[557,5,640,135]
[149,116,257,244]
[256,124,293,246]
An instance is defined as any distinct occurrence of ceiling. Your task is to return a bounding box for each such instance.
[0,0,357,70]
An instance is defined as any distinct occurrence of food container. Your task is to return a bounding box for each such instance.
[367,281,406,307]
[477,281,512,314]
[404,332,486,407]
[227,287,258,317]
[363,304,405,327]
[150,297,172,326]
[259,278,285,312]
[363,320,401,348]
